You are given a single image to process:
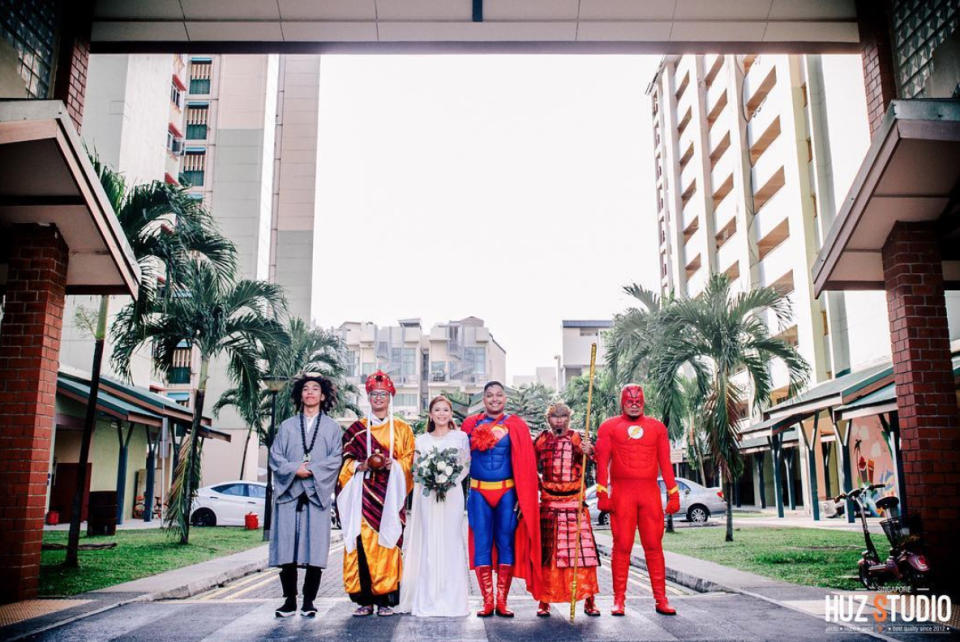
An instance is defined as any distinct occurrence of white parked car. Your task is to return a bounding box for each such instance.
[658,477,726,523]
[582,478,726,525]
[191,481,265,527]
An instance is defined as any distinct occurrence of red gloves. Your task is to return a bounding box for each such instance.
[665,489,680,515]
[597,488,614,513]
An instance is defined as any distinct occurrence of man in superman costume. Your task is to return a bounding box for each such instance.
[595,384,681,616]
[461,381,541,617]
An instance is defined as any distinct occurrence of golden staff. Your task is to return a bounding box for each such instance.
[569,343,597,622]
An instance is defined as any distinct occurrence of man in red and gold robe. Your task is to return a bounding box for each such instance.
[533,402,600,617]
[336,371,415,617]
[595,384,681,616]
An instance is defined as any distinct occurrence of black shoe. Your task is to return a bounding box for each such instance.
[300,600,317,617]
[275,597,297,618]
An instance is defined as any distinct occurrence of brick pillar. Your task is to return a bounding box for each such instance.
[881,222,960,588]
[0,225,68,603]
[52,1,93,132]
[856,0,898,136]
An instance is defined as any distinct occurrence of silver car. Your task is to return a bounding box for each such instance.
[658,477,726,523]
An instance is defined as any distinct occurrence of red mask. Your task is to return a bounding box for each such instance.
[620,385,644,415]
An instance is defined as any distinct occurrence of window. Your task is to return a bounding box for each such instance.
[401,348,416,378]
[214,484,244,496]
[464,347,486,376]
[0,2,57,98]
[395,393,418,408]
[361,362,375,377]
[246,484,266,499]
[166,129,184,156]
[170,81,183,109]
[185,104,208,140]
[430,361,447,382]
[343,350,357,377]
[579,328,598,337]
[180,150,206,186]
[189,59,212,94]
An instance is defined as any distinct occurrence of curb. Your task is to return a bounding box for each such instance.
[595,541,726,594]
[7,530,343,641]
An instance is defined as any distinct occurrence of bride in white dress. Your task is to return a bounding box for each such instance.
[398,395,471,617]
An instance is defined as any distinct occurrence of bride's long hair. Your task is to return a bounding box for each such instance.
[426,395,457,433]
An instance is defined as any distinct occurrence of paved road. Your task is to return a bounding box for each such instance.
[27,543,895,642]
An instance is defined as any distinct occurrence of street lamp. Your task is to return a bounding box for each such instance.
[261,374,287,542]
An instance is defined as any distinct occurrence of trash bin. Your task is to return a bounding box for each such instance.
[87,491,117,536]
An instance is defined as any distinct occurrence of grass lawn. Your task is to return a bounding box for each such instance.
[40,527,265,596]
[662,525,865,590]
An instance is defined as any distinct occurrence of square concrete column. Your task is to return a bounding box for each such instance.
[881,222,960,585]
[0,225,68,603]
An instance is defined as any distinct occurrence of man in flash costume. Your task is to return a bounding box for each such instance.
[595,384,681,616]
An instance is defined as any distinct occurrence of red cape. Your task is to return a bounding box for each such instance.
[462,413,542,599]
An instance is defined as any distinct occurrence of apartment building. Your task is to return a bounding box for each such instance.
[560,320,611,388]
[340,317,507,420]
[647,54,887,515]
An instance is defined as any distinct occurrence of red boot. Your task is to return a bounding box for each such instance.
[475,566,495,617]
[537,601,551,617]
[584,595,601,616]
[495,565,515,617]
[646,549,677,615]
[611,553,629,616]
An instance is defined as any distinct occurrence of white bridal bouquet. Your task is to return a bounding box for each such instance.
[413,447,463,502]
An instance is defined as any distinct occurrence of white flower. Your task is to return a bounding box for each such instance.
[442,465,451,475]
[437,473,448,483]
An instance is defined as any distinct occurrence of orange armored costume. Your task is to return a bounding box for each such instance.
[594,384,680,616]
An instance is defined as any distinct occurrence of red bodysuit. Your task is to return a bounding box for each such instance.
[594,384,680,615]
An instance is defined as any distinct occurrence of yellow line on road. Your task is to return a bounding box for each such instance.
[228,572,278,600]
[198,571,270,601]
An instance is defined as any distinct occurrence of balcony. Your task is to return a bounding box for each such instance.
[677,90,696,130]
[677,104,693,136]
[179,170,204,187]
[747,101,780,153]
[748,115,781,165]
[743,55,777,120]
[756,234,792,289]
[706,80,727,123]
[708,114,731,158]
[189,77,210,95]
[678,139,694,170]
[704,54,724,86]
[713,190,736,230]
[710,148,734,196]
[751,188,791,240]
[674,60,692,99]
[684,224,703,259]
[186,123,207,140]
[680,152,699,195]
[168,367,191,384]
[716,230,739,272]
[681,186,702,230]
[761,291,797,339]
[751,136,785,206]
[686,262,707,297]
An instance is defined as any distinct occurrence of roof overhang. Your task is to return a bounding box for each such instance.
[813,100,960,296]
[0,101,140,296]
[89,0,860,54]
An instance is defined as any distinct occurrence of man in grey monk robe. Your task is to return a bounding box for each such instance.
[269,372,343,617]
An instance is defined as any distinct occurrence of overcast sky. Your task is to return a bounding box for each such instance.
[313,54,869,381]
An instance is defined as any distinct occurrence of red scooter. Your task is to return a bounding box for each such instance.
[836,484,930,592]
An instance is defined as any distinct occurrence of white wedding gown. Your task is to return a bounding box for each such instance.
[398,429,471,617]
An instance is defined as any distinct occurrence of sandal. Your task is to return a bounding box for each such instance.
[377,606,396,617]
[352,605,374,617]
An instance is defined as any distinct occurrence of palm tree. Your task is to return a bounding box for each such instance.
[213,318,361,478]
[565,368,620,430]
[649,274,809,542]
[65,160,235,567]
[506,383,555,433]
[113,260,288,543]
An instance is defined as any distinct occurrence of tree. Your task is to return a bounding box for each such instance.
[113,260,288,543]
[565,368,620,430]
[505,383,555,434]
[213,318,361,477]
[649,275,809,542]
[65,160,235,567]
